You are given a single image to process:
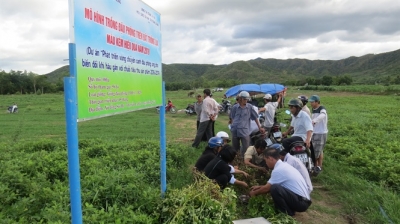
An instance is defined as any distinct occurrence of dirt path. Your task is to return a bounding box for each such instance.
[294,184,352,224]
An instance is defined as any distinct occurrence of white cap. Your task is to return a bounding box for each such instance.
[263,94,272,99]
[216,131,231,142]
[216,131,229,139]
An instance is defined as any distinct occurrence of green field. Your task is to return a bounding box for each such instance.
[1,89,400,223]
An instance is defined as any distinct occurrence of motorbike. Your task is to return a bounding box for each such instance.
[185,103,196,115]
[219,99,231,114]
[279,109,314,173]
[288,141,314,174]
[268,122,286,144]
[156,101,177,114]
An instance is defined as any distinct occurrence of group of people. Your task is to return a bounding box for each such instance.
[191,89,328,217]
[194,131,313,217]
[283,95,328,172]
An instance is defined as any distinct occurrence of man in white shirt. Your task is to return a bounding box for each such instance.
[309,95,328,173]
[192,89,219,148]
[249,148,312,216]
[282,99,313,152]
[268,144,313,194]
[259,93,282,136]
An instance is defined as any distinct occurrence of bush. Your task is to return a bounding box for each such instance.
[159,173,237,223]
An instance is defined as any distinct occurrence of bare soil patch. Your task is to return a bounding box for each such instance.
[294,185,350,224]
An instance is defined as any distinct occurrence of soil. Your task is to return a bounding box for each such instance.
[293,184,351,224]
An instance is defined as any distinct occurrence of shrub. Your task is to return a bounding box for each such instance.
[159,173,237,224]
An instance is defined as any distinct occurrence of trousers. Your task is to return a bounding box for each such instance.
[270,184,311,216]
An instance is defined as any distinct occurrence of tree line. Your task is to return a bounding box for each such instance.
[0,70,63,95]
[165,75,355,91]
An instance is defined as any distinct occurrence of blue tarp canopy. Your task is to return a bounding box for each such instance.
[224,83,286,98]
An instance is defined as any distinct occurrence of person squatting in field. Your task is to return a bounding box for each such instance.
[282,99,313,151]
[268,144,313,195]
[249,148,312,216]
[194,137,224,172]
[309,95,328,174]
[204,145,249,189]
[243,138,268,173]
[229,91,265,156]
[192,89,219,148]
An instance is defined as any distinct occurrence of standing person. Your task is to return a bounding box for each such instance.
[229,91,265,156]
[194,94,207,142]
[209,93,218,137]
[279,90,286,108]
[268,144,313,195]
[258,93,282,136]
[282,99,313,152]
[309,95,328,174]
[249,148,311,216]
[297,95,311,117]
[192,89,219,148]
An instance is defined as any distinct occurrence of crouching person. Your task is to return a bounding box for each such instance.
[204,145,248,189]
[244,139,268,173]
[249,148,311,216]
[194,137,224,172]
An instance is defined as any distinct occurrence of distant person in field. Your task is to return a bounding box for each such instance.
[309,95,328,174]
[11,103,18,113]
[166,99,173,111]
[194,137,224,172]
[229,91,265,156]
[192,89,219,148]
[298,95,311,117]
[249,148,312,216]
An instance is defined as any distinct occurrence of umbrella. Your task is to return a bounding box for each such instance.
[224,83,286,98]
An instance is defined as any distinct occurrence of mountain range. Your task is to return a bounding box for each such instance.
[44,48,400,85]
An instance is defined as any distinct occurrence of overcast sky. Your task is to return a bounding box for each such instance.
[1,0,400,74]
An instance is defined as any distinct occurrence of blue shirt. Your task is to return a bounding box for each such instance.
[284,154,313,194]
[268,160,310,200]
[230,103,259,137]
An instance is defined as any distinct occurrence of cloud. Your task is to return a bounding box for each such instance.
[1,0,400,74]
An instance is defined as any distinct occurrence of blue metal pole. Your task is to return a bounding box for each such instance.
[160,81,167,196]
[64,43,83,224]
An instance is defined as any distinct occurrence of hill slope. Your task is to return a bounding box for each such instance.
[44,49,400,84]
